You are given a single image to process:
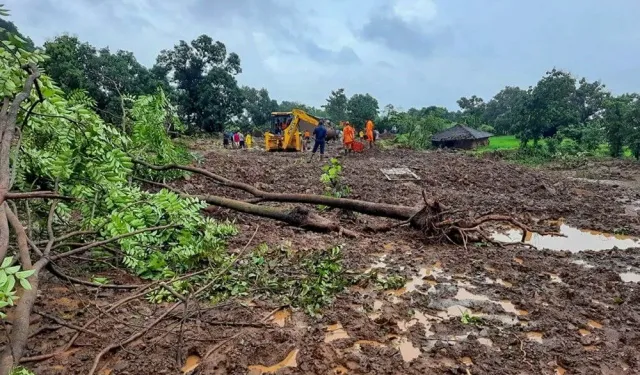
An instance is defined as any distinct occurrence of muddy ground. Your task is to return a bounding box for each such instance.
[19,141,640,374]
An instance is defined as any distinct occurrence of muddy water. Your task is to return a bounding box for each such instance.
[492,223,640,252]
[526,331,543,343]
[620,271,640,282]
[181,355,200,373]
[393,337,420,362]
[324,323,350,343]
[388,261,443,296]
[270,309,291,327]
[248,349,298,374]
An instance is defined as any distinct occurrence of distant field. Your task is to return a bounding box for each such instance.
[476,135,522,152]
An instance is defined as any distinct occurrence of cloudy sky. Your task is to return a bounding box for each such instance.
[6,0,640,110]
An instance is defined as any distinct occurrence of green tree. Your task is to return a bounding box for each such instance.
[603,95,634,157]
[241,86,278,131]
[155,35,243,133]
[347,93,379,128]
[0,18,35,51]
[456,95,486,127]
[323,88,348,122]
[483,86,529,135]
[43,35,169,127]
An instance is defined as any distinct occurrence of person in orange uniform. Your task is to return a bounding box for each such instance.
[365,119,375,148]
[342,121,355,154]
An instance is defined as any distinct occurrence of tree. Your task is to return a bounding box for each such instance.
[573,78,608,125]
[457,95,486,128]
[603,95,634,157]
[0,18,35,51]
[155,35,243,132]
[323,88,348,122]
[347,93,379,128]
[483,86,529,135]
[43,36,169,127]
[240,86,278,131]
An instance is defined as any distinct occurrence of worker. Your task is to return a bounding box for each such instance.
[308,120,327,162]
[303,130,311,151]
[223,131,231,148]
[245,133,253,149]
[359,130,364,139]
[239,132,245,149]
[233,131,240,149]
[343,121,355,154]
[366,119,375,148]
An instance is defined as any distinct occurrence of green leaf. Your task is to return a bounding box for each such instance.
[0,271,6,285]
[4,275,15,294]
[1,256,12,268]
[15,269,35,279]
[19,278,31,291]
[5,265,20,275]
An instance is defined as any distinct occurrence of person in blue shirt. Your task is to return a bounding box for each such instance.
[308,120,327,162]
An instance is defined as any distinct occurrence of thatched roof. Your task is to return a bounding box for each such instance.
[432,124,493,142]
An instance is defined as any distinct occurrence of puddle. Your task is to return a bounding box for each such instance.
[499,300,528,316]
[556,366,567,375]
[437,305,474,319]
[477,338,493,347]
[492,223,640,252]
[393,337,420,362]
[248,349,298,375]
[461,357,473,366]
[181,355,201,374]
[620,272,640,282]
[526,331,543,343]
[587,320,603,329]
[270,309,291,327]
[388,262,443,296]
[455,288,490,302]
[513,257,524,265]
[496,279,513,288]
[366,254,388,272]
[579,329,591,336]
[571,259,595,269]
[325,323,350,343]
[398,310,436,337]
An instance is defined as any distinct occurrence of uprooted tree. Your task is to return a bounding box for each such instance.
[0,6,548,375]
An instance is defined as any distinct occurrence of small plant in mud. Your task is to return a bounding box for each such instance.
[460,310,483,325]
[318,158,351,211]
[376,274,407,290]
[11,367,35,375]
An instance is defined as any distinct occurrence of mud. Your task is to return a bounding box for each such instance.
[16,142,640,374]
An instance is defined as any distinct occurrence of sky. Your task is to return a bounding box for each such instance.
[5,0,640,110]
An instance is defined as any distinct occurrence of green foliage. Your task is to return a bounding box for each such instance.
[376,274,407,290]
[94,188,237,278]
[155,35,243,133]
[479,124,495,133]
[0,257,34,318]
[392,114,450,149]
[318,158,350,211]
[42,35,169,126]
[11,367,35,375]
[323,88,348,122]
[457,95,486,128]
[347,93,378,128]
[460,310,483,325]
[240,86,278,131]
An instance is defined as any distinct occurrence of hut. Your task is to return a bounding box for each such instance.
[431,124,493,149]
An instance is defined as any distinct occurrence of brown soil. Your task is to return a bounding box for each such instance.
[19,142,640,375]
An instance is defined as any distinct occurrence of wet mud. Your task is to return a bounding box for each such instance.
[20,144,640,374]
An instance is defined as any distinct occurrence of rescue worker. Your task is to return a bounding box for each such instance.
[343,121,355,154]
[308,120,327,162]
[366,119,375,148]
[245,133,253,149]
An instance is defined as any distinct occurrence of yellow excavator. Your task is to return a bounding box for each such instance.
[265,109,320,152]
